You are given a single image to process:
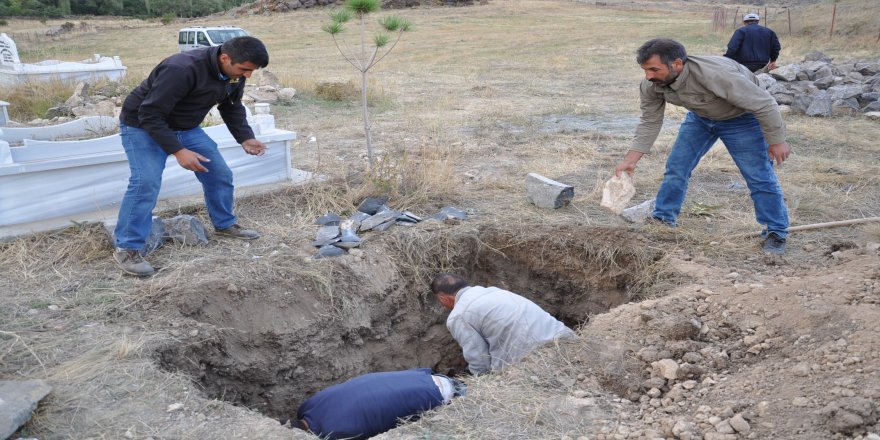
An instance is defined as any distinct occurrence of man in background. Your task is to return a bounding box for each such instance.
[724,13,781,73]
[432,273,575,375]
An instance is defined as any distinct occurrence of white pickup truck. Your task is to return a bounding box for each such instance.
[178,26,249,52]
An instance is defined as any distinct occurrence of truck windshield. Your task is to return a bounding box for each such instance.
[207,29,249,44]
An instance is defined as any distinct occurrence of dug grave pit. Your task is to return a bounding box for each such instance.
[156,223,664,422]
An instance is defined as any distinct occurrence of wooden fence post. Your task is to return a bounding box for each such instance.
[733,7,739,28]
[764,7,768,26]
[788,8,792,36]
[830,3,837,39]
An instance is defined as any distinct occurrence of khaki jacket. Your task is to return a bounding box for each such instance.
[632,55,786,153]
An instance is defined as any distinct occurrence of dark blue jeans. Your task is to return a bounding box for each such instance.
[114,123,237,250]
[653,112,789,238]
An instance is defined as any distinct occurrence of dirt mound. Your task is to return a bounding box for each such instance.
[384,246,880,439]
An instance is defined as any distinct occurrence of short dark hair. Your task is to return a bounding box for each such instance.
[221,36,269,68]
[431,273,469,295]
[636,38,687,68]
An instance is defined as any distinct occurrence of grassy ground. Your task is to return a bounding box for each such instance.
[1,0,879,438]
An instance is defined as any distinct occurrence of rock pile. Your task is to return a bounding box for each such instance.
[310,196,468,258]
[760,51,880,117]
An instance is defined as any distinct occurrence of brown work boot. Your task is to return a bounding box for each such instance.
[114,248,155,276]
[215,224,261,240]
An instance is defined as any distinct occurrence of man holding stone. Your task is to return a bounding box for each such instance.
[113,36,269,276]
[614,38,791,254]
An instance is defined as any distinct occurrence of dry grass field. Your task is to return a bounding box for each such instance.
[1,1,880,439]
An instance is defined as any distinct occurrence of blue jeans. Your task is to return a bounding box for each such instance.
[114,123,237,250]
[653,112,789,238]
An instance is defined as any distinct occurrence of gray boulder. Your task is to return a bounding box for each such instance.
[431,206,469,220]
[357,196,389,215]
[832,98,860,116]
[863,101,880,112]
[791,94,813,114]
[314,245,345,259]
[770,64,799,82]
[767,83,788,95]
[813,76,835,90]
[313,225,341,247]
[163,215,209,246]
[805,91,833,117]
[359,208,400,231]
[772,93,794,105]
[813,65,834,80]
[756,73,776,90]
[854,62,880,76]
[844,71,865,84]
[828,84,866,101]
[0,379,53,439]
[801,60,828,73]
[803,50,832,63]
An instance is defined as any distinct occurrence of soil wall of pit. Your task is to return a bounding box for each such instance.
[156,223,663,420]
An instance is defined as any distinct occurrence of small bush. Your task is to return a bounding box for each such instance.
[0,19,8,27]
[160,12,176,25]
[314,80,359,102]
[61,21,75,32]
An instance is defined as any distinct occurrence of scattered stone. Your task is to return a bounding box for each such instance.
[314,245,345,259]
[313,225,341,247]
[600,173,635,214]
[314,212,342,226]
[360,209,400,231]
[621,198,655,224]
[792,396,811,407]
[525,172,574,209]
[729,414,751,434]
[651,359,679,380]
[865,111,880,120]
[166,402,184,412]
[0,380,53,439]
[357,196,389,215]
[656,315,701,340]
[277,87,297,103]
[163,215,209,246]
[431,206,468,221]
[334,219,362,249]
[818,397,877,434]
[714,419,735,434]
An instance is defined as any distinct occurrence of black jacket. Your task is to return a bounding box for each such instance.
[120,46,254,154]
[723,23,781,72]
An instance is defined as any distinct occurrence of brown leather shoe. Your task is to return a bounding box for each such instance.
[215,224,261,240]
[114,248,155,276]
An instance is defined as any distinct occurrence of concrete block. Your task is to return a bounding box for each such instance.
[525,173,574,209]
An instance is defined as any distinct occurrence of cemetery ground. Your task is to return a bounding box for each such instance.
[2,0,880,438]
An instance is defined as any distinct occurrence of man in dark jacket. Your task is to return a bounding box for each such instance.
[724,13,781,73]
[113,36,268,276]
[296,369,465,440]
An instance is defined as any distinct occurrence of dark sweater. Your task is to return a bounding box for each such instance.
[297,369,444,440]
[119,46,254,154]
[724,23,781,72]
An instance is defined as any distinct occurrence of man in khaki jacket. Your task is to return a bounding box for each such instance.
[615,38,792,254]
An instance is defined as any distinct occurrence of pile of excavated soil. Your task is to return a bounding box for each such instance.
[382,245,880,440]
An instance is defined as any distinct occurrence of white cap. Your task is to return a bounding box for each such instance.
[744,13,760,21]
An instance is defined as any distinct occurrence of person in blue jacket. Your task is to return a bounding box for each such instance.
[295,368,465,439]
[724,13,781,73]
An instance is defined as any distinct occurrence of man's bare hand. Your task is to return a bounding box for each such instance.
[173,148,210,172]
[615,150,645,177]
[242,139,266,156]
[768,142,791,166]
[768,61,777,70]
